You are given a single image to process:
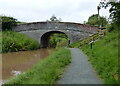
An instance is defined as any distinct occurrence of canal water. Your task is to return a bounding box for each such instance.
[0,48,54,84]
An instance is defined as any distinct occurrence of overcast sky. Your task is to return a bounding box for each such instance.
[0,0,110,23]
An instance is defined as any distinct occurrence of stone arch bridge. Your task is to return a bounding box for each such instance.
[12,22,98,48]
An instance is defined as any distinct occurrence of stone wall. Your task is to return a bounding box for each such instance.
[12,22,98,33]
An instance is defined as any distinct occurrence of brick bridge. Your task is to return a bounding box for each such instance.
[12,22,98,48]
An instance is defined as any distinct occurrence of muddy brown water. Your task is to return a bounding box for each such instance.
[1,48,54,81]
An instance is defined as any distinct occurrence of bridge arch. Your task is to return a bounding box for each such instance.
[40,31,69,48]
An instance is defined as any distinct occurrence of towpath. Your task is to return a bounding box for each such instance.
[57,48,103,84]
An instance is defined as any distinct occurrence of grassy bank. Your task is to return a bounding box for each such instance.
[1,31,40,53]
[69,30,118,84]
[4,48,71,84]
[81,31,118,84]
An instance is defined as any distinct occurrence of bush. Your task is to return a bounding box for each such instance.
[2,31,40,53]
[1,16,18,31]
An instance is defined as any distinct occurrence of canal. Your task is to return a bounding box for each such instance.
[1,48,54,84]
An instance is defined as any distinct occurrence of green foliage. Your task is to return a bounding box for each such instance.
[4,48,71,84]
[81,31,118,84]
[106,21,120,32]
[109,1,120,25]
[86,14,108,26]
[49,33,68,48]
[69,40,82,48]
[98,1,120,28]
[46,15,62,22]
[2,31,40,53]
[1,16,19,30]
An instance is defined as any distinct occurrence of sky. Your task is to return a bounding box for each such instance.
[0,0,110,23]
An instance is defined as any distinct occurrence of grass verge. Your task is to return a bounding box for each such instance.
[4,48,71,84]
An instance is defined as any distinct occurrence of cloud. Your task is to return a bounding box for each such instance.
[0,0,109,23]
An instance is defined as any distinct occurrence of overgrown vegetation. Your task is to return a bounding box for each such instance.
[2,31,40,53]
[4,48,71,84]
[86,14,108,27]
[49,33,68,48]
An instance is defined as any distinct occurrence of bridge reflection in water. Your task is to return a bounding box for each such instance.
[2,48,54,80]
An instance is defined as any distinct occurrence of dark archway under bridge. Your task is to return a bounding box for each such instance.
[41,31,68,48]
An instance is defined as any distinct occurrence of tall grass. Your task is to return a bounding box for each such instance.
[2,31,40,53]
[81,31,118,84]
[4,48,71,84]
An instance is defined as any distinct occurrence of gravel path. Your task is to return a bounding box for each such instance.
[57,48,103,84]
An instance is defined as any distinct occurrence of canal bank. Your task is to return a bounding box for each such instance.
[3,48,71,84]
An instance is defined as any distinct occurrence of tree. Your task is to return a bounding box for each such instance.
[86,14,108,27]
[47,15,62,22]
[1,16,18,30]
[98,0,120,26]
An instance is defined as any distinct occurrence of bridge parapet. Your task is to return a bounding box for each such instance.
[12,22,98,34]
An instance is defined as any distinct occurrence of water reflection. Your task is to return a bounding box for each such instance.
[40,48,49,58]
[1,49,54,80]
